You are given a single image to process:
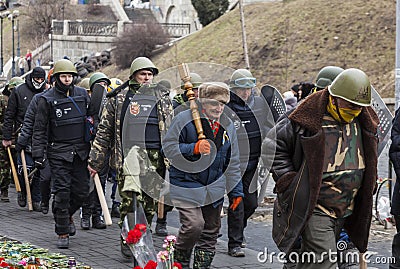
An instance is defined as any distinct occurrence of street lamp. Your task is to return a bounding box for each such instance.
[0,10,10,76]
[15,14,20,57]
[8,9,19,77]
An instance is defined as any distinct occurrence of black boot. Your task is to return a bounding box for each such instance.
[92,215,106,229]
[32,202,41,212]
[40,201,49,214]
[174,248,192,269]
[0,189,9,202]
[17,192,26,207]
[155,219,168,236]
[57,234,69,249]
[69,216,76,236]
[120,236,133,258]
[111,202,120,218]
[193,248,215,269]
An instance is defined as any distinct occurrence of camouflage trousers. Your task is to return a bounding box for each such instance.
[117,149,172,228]
[0,146,11,191]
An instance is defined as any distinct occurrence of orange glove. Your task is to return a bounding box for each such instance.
[230,196,243,211]
[193,139,211,155]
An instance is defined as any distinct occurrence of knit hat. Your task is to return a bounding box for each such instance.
[198,82,230,104]
[31,67,46,79]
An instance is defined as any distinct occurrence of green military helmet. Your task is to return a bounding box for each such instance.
[315,66,344,89]
[8,76,24,89]
[78,77,90,90]
[181,72,203,90]
[328,68,371,106]
[229,69,256,88]
[89,72,111,90]
[129,57,158,79]
[53,59,78,76]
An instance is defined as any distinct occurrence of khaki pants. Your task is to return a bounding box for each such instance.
[174,199,222,252]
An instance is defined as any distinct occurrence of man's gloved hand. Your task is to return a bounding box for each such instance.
[34,158,46,170]
[15,143,25,153]
[193,139,211,155]
[230,196,243,211]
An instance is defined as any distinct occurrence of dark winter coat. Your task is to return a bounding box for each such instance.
[162,108,243,207]
[262,89,379,254]
[389,108,400,215]
[2,73,46,140]
[17,92,45,152]
[226,91,274,167]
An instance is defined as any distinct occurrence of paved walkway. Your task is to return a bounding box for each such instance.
[0,186,283,269]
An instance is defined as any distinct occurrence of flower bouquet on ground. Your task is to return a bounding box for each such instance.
[156,235,181,269]
[121,195,158,268]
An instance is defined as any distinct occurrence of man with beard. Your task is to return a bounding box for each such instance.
[2,67,47,210]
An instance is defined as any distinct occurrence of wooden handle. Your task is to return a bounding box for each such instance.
[158,196,165,219]
[359,252,367,269]
[94,173,112,226]
[178,63,205,140]
[21,150,33,211]
[7,147,21,192]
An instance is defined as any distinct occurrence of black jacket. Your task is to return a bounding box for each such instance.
[2,73,45,140]
[32,86,90,162]
[17,92,45,152]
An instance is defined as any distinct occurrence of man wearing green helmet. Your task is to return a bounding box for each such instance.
[0,77,24,202]
[311,65,344,94]
[87,56,174,258]
[262,68,378,268]
[225,68,273,257]
[32,59,91,249]
[172,72,203,115]
[80,72,111,231]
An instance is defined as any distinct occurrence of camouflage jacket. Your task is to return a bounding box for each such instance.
[0,94,8,135]
[89,82,173,173]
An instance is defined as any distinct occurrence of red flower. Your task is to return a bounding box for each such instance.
[173,262,182,269]
[126,228,143,244]
[0,260,9,267]
[144,260,157,269]
[133,266,142,269]
[0,258,3,262]
[135,223,147,232]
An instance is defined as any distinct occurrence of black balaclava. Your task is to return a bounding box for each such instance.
[55,73,75,94]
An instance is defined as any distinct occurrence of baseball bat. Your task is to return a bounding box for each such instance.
[7,147,21,192]
[94,173,112,226]
[21,150,33,211]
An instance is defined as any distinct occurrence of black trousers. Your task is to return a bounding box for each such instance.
[39,158,52,205]
[227,159,259,248]
[50,155,89,235]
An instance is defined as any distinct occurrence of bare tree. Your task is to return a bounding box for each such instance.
[21,0,67,37]
[113,20,170,69]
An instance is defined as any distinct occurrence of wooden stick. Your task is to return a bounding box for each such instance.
[158,195,164,219]
[94,173,112,226]
[7,147,21,192]
[359,252,367,269]
[20,150,33,211]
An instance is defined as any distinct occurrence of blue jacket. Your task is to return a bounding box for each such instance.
[162,109,243,207]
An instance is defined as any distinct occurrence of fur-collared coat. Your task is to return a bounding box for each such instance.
[261,89,379,253]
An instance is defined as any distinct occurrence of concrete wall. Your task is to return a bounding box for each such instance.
[150,0,201,32]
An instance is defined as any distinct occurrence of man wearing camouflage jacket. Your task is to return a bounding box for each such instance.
[88,57,174,258]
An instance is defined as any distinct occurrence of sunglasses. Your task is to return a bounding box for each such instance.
[233,77,256,88]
